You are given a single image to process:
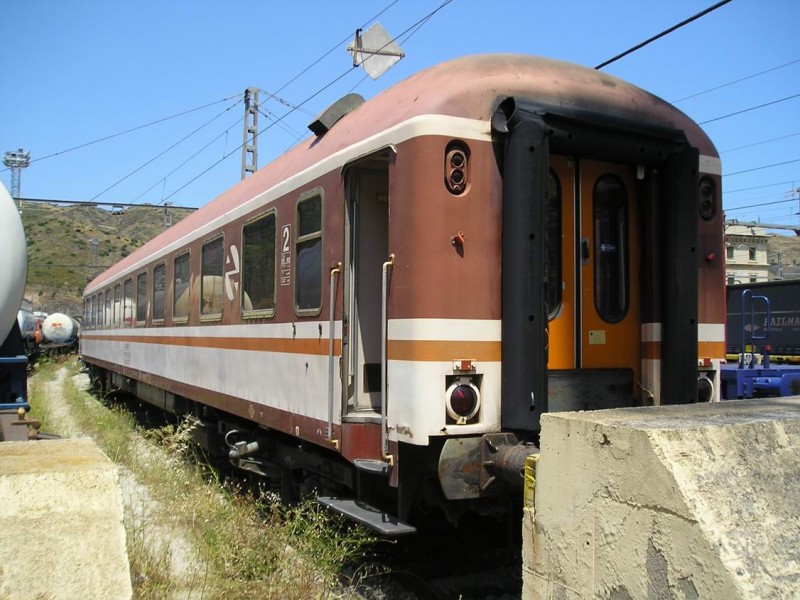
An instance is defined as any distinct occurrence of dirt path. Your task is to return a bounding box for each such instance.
[37,366,204,598]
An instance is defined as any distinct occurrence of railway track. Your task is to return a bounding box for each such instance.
[105,389,524,599]
[345,518,523,599]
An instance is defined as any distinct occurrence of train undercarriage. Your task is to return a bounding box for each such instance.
[87,364,533,535]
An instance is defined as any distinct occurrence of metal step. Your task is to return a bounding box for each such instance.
[353,458,390,475]
[317,497,416,536]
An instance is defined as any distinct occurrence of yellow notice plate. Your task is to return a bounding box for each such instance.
[588,330,606,345]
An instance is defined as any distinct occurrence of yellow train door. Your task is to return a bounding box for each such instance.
[548,157,641,405]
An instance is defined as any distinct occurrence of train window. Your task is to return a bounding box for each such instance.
[173,251,191,321]
[546,171,562,320]
[153,263,166,323]
[242,213,276,316]
[201,237,224,319]
[295,193,322,314]
[113,284,122,327]
[136,272,147,324]
[105,290,111,327]
[593,175,629,323]
[123,279,133,328]
[86,298,92,329]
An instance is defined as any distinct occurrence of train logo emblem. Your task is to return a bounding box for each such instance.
[224,244,240,301]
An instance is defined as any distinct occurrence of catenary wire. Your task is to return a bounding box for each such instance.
[345,3,440,95]
[700,92,800,124]
[91,98,243,201]
[726,198,799,212]
[724,157,800,177]
[0,94,241,173]
[720,131,800,153]
[595,0,732,70]
[673,58,800,103]
[162,0,454,204]
[260,0,400,103]
[128,0,405,203]
[726,180,800,194]
[133,115,245,204]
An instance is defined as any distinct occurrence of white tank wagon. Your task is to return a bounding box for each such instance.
[41,313,80,345]
[0,182,27,344]
[16,307,39,357]
[0,180,31,433]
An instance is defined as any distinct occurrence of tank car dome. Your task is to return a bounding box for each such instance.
[0,181,27,344]
[42,313,78,344]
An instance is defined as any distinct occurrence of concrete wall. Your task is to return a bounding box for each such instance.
[523,399,800,599]
[0,438,132,599]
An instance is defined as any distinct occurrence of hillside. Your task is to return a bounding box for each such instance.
[20,201,193,316]
[768,233,800,279]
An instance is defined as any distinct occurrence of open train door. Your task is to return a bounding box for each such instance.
[342,154,390,419]
[546,157,642,411]
[493,96,700,432]
[340,149,395,467]
[331,150,419,535]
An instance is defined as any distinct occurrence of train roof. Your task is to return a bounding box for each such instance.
[86,54,717,293]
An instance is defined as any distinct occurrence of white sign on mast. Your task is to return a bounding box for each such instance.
[347,23,405,80]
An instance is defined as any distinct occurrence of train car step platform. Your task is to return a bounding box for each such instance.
[317,496,416,536]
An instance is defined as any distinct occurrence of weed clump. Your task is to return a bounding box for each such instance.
[28,360,377,599]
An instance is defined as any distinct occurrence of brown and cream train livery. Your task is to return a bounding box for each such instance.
[81,55,725,533]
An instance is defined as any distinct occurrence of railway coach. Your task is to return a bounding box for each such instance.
[81,54,726,534]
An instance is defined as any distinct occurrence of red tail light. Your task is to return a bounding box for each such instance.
[446,382,480,422]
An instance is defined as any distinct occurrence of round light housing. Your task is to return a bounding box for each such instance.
[445,382,480,421]
[444,143,469,195]
[697,375,715,403]
[698,177,716,221]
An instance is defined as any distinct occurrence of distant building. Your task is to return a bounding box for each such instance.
[725,225,770,284]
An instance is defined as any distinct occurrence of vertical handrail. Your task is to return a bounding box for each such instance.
[739,289,751,369]
[381,254,395,463]
[327,262,341,446]
[739,289,771,369]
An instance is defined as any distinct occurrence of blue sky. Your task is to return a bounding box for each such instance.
[1,1,799,231]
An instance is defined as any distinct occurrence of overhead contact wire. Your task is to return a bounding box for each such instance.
[11,94,241,169]
[92,98,243,201]
[164,0,455,203]
[595,0,733,69]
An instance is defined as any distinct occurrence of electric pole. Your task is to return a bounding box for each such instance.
[241,88,259,180]
[89,238,100,270]
[164,202,173,229]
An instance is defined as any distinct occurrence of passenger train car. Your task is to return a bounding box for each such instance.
[81,55,726,533]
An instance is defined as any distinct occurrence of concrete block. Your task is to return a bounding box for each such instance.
[523,398,800,599]
[0,438,132,599]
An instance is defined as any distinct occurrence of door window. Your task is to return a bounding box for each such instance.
[593,175,629,323]
[546,171,562,320]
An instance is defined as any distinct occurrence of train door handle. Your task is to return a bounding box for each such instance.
[581,238,590,264]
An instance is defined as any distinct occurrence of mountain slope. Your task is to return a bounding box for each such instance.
[20,201,192,316]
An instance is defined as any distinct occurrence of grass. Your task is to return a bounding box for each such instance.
[27,359,377,599]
